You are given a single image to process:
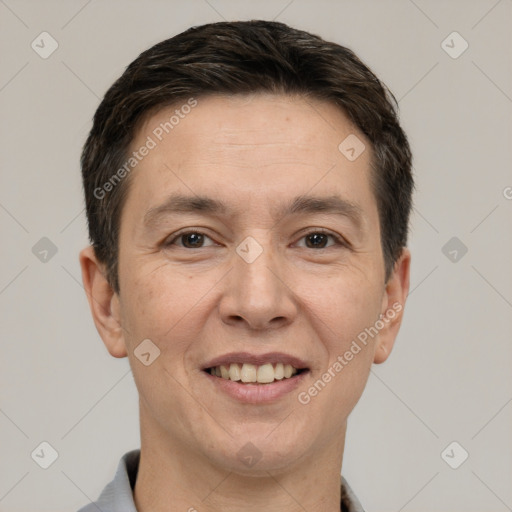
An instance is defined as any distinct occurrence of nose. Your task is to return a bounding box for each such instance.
[218,235,298,331]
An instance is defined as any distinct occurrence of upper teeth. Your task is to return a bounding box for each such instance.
[209,363,299,383]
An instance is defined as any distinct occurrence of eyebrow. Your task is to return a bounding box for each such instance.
[143,193,364,230]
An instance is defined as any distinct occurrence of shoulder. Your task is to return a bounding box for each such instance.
[75,449,141,512]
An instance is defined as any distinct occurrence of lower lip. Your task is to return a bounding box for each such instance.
[203,370,309,404]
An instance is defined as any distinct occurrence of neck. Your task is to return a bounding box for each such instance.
[133,411,347,512]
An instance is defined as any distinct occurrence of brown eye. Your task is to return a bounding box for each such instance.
[181,233,205,248]
[305,233,330,248]
[165,231,216,248]
[296,230,344,249]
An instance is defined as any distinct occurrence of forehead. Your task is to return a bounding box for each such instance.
[137,93,362,155]
[122,93,376,230]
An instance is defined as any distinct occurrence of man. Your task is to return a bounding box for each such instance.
[78,20,412,512]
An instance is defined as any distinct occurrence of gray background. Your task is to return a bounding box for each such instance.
[1,0,511,511]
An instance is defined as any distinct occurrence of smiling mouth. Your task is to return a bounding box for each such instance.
[204,362,308,384]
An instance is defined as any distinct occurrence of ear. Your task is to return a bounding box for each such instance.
[79,246,127,358]
[373,248,411,364]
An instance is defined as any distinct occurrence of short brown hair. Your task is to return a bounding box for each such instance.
[81,20,413,294]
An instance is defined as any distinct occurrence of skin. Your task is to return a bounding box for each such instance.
[80,93,410,512]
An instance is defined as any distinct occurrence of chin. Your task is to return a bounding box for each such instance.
[205,430,312,475]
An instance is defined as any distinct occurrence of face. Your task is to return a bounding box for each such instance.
[81,93,410,475]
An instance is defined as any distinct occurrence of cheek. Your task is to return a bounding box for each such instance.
[299,270,380,390]
[121,261,213,355]
[121,279,157,339]
[298,281,377,422]
[298,264,382,336]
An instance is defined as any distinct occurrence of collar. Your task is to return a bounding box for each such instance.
[77,449,365,512]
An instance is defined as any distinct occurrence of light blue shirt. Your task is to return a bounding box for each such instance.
[77,449,365,511]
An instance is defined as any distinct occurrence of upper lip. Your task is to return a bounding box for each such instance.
[202,351,309,370]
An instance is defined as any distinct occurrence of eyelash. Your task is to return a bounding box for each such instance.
[164,228,348,250]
